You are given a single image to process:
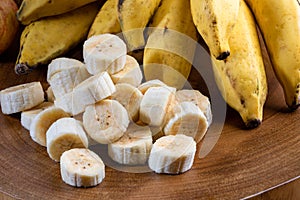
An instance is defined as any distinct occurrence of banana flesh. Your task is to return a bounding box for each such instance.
[118,0,162,50]
[60,148,105,187]
[15,2,99,75]
[190,0,240,60]
[88,0,121,38]
[108,123,153,165]
[46,117,89,162]
[143,0,198,89]
[83,99,130,144]
[211,0,267,128]
[148,134,196,174]
[0,81,44,115]
[17,0,98,25]
[245,0,300,110]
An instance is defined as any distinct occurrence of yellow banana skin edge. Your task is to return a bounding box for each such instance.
[245,0,300,110]
[211,0,268,129]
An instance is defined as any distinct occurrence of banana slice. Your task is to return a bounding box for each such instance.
[29,106,70,146]
[111,83,143,122]
[47,57,91,99]
[110,55,143,87]
[139,86,175,127]
[0,82,44,115]
[60,148,105,187]
[148,134,196,174]
[54,71,116,116]
[21,102,54,130]
[164,102,208,143]
[46,117,89,162]
[83,99,129,144]
[45,86,55,102]
[83,33,127,75]
[137,79,168,94]
[108,123,153,165]
[176,89,212,126]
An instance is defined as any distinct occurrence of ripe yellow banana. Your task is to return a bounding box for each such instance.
[245,0,300,110]
[15,2,99,75]
[118,0,162,50]
[143,0,198,89]
[190,0,240,60]
[211,0,268,128]
[17,0,98,25]
[88,0,121,38]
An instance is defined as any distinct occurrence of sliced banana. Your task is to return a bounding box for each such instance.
[54,71,116,116]
[29,106,70,147]
[110,55,143,87]
[164,101,208,143]
[45,86,55,102]
[176,89,212,126]
[148,134,196,174]
[137,79,168,94]
[139,86,175,127]
[46,117,89,162]
[83,33,127,75]
[0,82,44,115]
[21,102,54,130]
[108,123,153,165]
[47,57,91,99]
[60,148,105,187]
[83,99,129,144]
[111,83,143,122]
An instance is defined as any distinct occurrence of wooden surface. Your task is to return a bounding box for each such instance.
[0,37,299,200]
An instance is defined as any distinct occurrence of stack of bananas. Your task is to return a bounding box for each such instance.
[12,0,300,128]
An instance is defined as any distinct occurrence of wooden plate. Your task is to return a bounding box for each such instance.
[0,38,299,200]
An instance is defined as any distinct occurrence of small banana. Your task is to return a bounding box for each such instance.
[15,2,99,74]
[245,0,300,110]
[118,0,162,50]
[148,134,196,174]
[190,0,240,60]
[83,33,127,75]
[17,0,98,25]
[88,0,121,38]
[29,106,70,146]
[111,83,143,122]
[164,102,208,143]
[139,86,176,127]
[47,57,91,99]
[54,71,116,116]
[46,117,89,162]
[83,99,130,144]
[60,148,105,187]
[211,0,267,128]
[0,82,44,115]
[143,0,198,89]
[21,102,53,130]
[175,89,212,126]
[108,123,153,165]
[137,79,168,94]
[110,55,143,87]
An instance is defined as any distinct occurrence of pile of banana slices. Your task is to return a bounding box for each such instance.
[0,34,212,188]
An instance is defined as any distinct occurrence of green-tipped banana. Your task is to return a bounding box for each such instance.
[118,0,162,51]
[190,0,240,60]
[88,0,121,38]
[17,0,98,25]
[245,0,300,110]
[143,0,198,89]
[15,2,99,75]
[211,1,268,128]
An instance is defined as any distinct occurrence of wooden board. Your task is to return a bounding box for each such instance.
[0,37,299,200]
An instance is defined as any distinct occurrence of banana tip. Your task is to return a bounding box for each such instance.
[216,51,230,60]
[15,63,32,75]
[288,103,299,111]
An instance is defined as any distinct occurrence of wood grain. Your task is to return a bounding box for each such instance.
[0,36,299,200]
